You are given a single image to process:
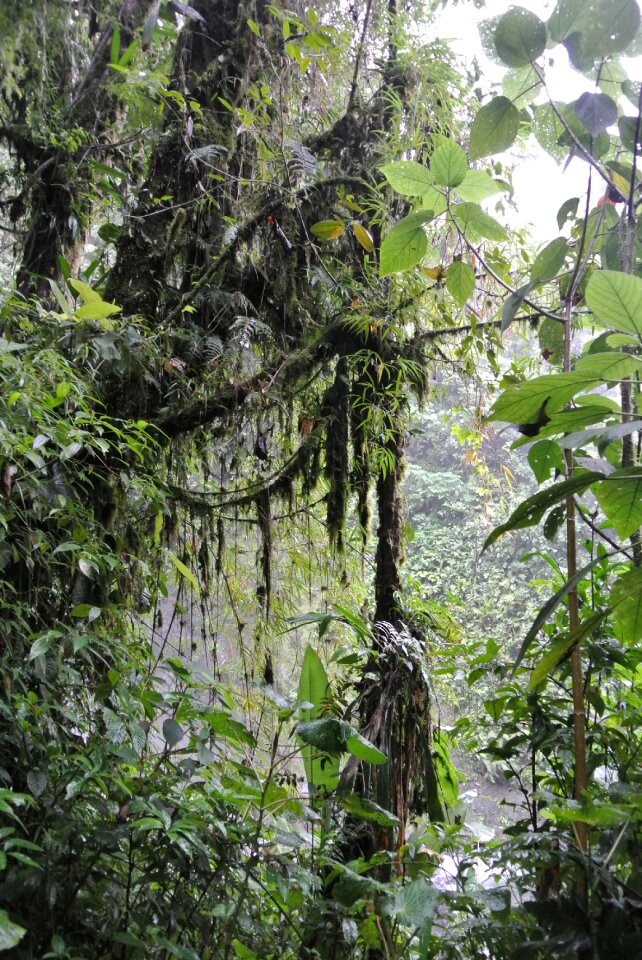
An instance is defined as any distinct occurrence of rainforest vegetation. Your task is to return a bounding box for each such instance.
[1,0,642,956]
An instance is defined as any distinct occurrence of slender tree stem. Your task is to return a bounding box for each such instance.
[562,295,588,854]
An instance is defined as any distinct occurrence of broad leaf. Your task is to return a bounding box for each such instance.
[483,471,604,550]
[530,237,568,285]
[382,877,440,928]
[535,405,614,441]
[162,718,185,747]
[451,202,507,241]
[528,610,609,691]
[470,96,521,159]
[418,185,448,215]
[585,270,642,337]
[532,102,568,163]
[297,646,339,790]
[611,567,642,642]
[543,801,628,828]
[502,65,543,107]
[561,418,642,450]
[501,282,535,331]
[456,169,505,202]
[379,212,434,276]
[548,0,641,68]
[494,7,547,66]
[310,220,344,240]
[489,371,590,426]
[446,261,475,306]
[352,222,374,252]
[573,92,618,135]
[380,161,433,196]
[338,793,400,826]
[595,467,642,539]
[345,732,387,765]
[433,733,459,808]
[430,140,467,188]
[539,316,563,364]
[26,770,47,796]
[574,351,642,381]
[297,717,351,754]
[528,439,564,483]
[557,197,579,229]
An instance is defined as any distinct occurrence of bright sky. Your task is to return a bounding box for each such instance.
[434,0,640,241]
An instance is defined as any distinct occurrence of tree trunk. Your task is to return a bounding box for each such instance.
[15,0,158,297]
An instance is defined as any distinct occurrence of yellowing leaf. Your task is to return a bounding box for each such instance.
[423,266,443,280]
[310,220,344,240]
[351,222,374,252]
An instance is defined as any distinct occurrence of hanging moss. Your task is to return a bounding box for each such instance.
[350,395,371,544]
[215,515,225,576]
[323,361,350,551]
[256,488,272,613]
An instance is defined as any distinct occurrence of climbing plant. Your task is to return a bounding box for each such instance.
[381,0,642,952]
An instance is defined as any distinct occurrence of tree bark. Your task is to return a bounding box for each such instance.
[15,0,158,297]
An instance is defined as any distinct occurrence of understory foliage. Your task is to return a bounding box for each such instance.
[1,0,642,958]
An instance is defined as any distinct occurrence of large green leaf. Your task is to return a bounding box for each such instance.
[470,96,521,159]
[530,237,569,285]
[532,102,567,163]
[548,0,640,68]
[380,161,434,196]
[493,7,547,66]
[433,732,459,808]
[595,467,642,539]
[297,646,339,790]
[535,405,613,440]
[483,470,604,551]
[585,271,642,337]
[379,212,434,276]
[298,645,331,715]
[345,732,388,765]
[445,261,475,306]
[538,316,563,364]
[382,878,440,928]
[528,609,609,691]
[310,220,344,240]
[451,202,507,241]
[574,351,642,381]
[456,169,505,202]
[543,801,629,828]
[573,92,618,135]
[501,282,535,331]
[418,185,448,215]
[502,65,544,107]
[430,140,467,188]
[338,794,400,826]
[162,717,185,748]
[527,438,564,483]
[611,567,642,643]
[489,371,589,426]
[560,418,642,450]
[297,717,351,753]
